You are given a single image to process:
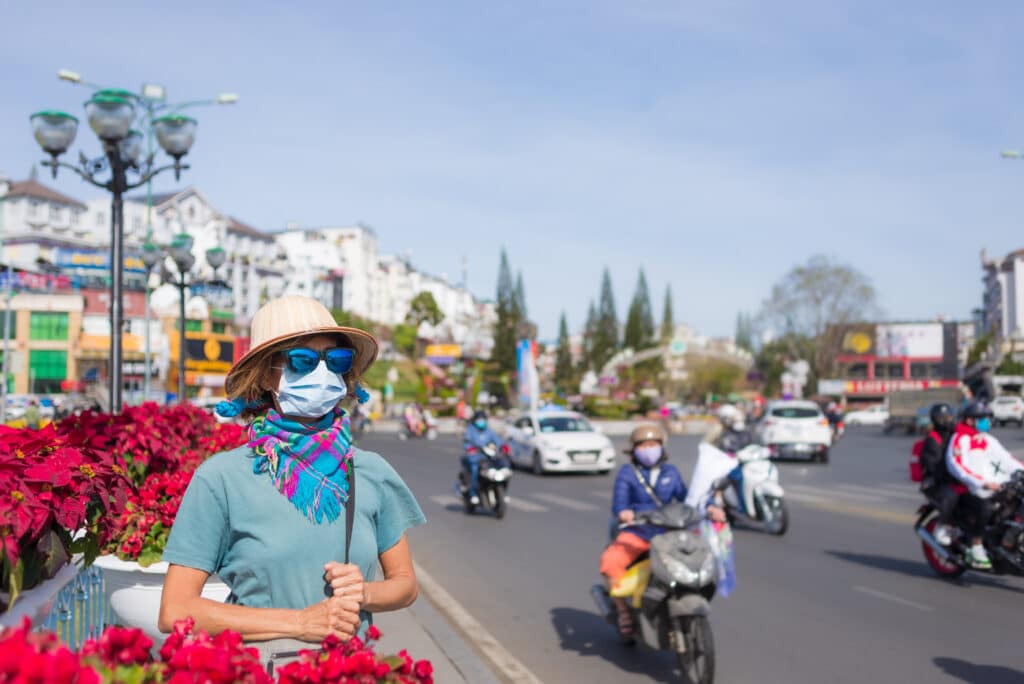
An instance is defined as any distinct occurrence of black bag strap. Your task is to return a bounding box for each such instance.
[631,464,664,507]
[345,461,356,564]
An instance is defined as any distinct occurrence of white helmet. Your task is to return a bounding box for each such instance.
[717,404,742,428]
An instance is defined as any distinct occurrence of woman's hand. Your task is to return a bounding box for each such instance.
[707,505,727,523]
[295,596,361,642]
[324,562,367,604]
[618,509,635,524]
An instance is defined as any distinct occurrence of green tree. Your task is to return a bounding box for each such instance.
[735,312,755,352]
[554,312,575,393]
[754,334,816,397]
[579,300,598,371]
[406,291,444,327]
[592,268,620,371]
[491,249,520,376]
[624,269,655,351]
[686,356,745,402]
[514,271,527,320]
[391,324,418,358]
[660,285,675,343]
[759,255,879,380]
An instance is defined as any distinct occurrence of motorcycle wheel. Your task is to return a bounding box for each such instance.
[921,516,965,579]
[764,497,789,536]
[492,487,506,519]
[676,616,715,684]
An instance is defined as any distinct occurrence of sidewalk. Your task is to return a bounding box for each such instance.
[374,598,501,684]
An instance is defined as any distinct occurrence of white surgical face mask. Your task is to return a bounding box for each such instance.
[275,360,347,418]
[634,444,662,467]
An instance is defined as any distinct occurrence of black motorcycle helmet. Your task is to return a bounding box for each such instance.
[962,400,993,420]
[929,403,955,432]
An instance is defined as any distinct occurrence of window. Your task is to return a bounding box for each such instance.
[844,363,868,379]
[29,312,69,341]
[29,200,40,218]
[874,363,904,379]
[185,320,203,332]
[49,205,60,221]
[0,314,15,339]
[910,363,928,379]
[211,322,227,334]
[132,216,142,233]
[538,416,594,433]
[70,210,80,226]
[770,406,822,419]
[96,211,105,226]
[29,350,67,394]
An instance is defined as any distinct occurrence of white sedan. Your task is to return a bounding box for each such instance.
[504,411,616,475]
[843,404,889,427]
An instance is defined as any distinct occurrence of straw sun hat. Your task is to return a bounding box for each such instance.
[224,295,379,397]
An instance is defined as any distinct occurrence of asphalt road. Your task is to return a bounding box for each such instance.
[360,427,1024,683]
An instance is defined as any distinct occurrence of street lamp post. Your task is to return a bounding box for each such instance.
[29,93,198,413]
[168,234,196,404]
[140,242,163,401]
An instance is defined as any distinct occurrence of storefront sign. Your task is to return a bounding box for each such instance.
[183,334,235,373]
[845,379,959,395]
[425,344,461,361]
[0,270,74,293]
[56,249,145,273]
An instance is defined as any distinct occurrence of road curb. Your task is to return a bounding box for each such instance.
[414,561,545,684]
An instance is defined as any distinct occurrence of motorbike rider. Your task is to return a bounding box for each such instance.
[462,410,506,506]
[600,423,725,638]
[704,404,754,454]
[919,403,958,545]
[946,400,1024,569]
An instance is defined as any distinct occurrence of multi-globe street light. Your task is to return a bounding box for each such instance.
[163,235,228,404]
[29,92,199,413]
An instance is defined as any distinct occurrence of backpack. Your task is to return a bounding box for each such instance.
[909,439,924,483]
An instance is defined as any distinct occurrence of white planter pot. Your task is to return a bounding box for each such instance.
[0,562,81,629]
[92,555,230,643]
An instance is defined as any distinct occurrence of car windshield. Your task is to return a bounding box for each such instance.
[538,416,593,433]
[771,407,821,419]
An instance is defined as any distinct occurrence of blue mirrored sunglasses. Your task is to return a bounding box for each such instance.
[282,347,356,375]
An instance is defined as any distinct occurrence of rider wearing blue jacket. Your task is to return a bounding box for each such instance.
[462,410,505,505]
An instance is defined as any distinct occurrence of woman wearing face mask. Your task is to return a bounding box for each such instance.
[599,424,724,638]
[159,295,425,664]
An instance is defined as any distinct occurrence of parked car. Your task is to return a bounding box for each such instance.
[844,404,889,427]
[504,410,616,475]
[755,400,833,463]
[992,396,1024,427]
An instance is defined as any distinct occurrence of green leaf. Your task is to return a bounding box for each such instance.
[8,557,24,606]
[137,548,163,568]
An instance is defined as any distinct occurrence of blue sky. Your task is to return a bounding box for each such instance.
[3,1,1023,341]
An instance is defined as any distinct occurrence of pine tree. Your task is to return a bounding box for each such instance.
[554,312,574,393]
[513,272,527,320]
[660,285,675,343]
[580,300,597,371]
[492,249,519,375]
[592,268,620,370]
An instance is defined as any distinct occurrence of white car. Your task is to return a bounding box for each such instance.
[504,410,616,475]
[755,400,833,463]
[843,404,889,427]
[992,396,1024,427]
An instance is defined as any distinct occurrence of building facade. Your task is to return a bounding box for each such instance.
[980,249,1024,356]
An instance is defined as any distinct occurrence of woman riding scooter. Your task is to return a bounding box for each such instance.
[600,424,725,638]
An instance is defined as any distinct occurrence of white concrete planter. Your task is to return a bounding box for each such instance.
[92,555,230,642]
[0,562,80,629]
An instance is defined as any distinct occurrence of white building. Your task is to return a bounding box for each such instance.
[0,174,91,273]
[87,187,286,326]
[981,249,1024,352]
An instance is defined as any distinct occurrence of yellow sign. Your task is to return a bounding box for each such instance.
[425,344,461,358]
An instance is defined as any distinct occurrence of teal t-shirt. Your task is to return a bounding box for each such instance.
[163,445,426,632]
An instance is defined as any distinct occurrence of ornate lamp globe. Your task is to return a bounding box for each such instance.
[118,129,145,167]
[29,111,78,156]
[84,90,135,141]
[205,246,227,270]
[141,242,163,270]
[153,115,197,158]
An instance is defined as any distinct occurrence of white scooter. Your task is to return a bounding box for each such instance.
[715,445,788,536]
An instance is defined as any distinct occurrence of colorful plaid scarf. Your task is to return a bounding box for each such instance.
[247,406,353,523]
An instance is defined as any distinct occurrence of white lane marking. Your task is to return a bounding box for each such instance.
[429,494,464,508]
[506,497,549,513]
[852,585,933,612]
[786,491,830,504]
[839,484,919,501]
[787,484,884,503]
[590,489,611,500]
[414,561,544,684]
[531,492,600,512]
